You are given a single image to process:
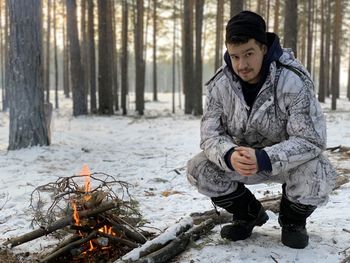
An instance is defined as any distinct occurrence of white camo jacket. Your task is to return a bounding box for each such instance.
[200,49,333,176]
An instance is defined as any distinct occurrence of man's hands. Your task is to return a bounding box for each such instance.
[230,146,258,176]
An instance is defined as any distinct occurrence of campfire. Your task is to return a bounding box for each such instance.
[4,165,148,263]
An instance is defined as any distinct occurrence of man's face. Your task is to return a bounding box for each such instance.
[226,39,267,84]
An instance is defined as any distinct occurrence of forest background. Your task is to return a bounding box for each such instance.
[1,0,350,150]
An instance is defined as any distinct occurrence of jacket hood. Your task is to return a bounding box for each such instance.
[223,32,283,86]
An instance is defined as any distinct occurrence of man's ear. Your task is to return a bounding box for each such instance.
[262,44,268,55]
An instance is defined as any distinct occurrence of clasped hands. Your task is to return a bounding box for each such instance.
[230,146,258,177]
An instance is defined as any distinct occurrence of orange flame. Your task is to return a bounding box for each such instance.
[79,164,92,192]
[72,201,80,226]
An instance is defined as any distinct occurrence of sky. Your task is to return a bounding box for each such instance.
[0,92,349,263]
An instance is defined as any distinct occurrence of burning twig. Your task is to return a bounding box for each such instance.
[3,201,119,248]
[39,230,98,263]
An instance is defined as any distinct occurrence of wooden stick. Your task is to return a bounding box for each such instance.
[98,232,139,248]
[3,201,118,248]
[133,219,215,263]
[39,231,97,263]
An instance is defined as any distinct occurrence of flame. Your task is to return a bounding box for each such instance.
[88,240,94,251]
[79,164,92,192]
[98,225,115,236]
[72,201,80,226]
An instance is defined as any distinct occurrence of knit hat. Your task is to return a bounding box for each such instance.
[226,11,267,44]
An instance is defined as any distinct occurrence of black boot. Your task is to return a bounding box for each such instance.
[211,183,269,241]
[279,184,316,249]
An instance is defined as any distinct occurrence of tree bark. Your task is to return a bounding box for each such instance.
[230,0,243,17]
[284,0,298,57]
[193,0,204,116]
[66,0,87,116]
[8,0,49,150]
[88,0,96,113]
[331,0,341,110]
[183,0,194,114]
[318,0,325,103]
[98,0,114,114]
[214,0,223,72]
[44,0,51,103]
[121,0,129,115]
[135,0,146,115]
[62,4,70,98]
[273,0,279,34]
[53,0,59,109]
[153,0,158,102]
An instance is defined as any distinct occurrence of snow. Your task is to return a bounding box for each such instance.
[0,92,350,262]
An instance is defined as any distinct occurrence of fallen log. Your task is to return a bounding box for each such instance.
[3,201,118,248]
[117,217,215,263]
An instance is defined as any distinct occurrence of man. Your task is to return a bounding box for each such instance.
[187,11,336,249]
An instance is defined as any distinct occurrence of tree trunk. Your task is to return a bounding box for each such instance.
[153,0,158,102]
[273,0,279,34]
[8,0,49,150]
[306,0,314,73]
[347,43,350,100]
[66,0,87,116]
[325,0,331,97]
[3,0,10,111]
[62,4,70,98]
[230,0,243,17]
[172,0,176,114]
[193,0,204,116]
[0,1,4,111]
[135,0,145,115]
[112,2,119,111]
[318,0,325,103]
[121,0,128,115]
[53,0,59,109]
[80,0,89,112]
[98,0,114,115]
[331,0,342,110]
[44,0,51,103]
[284,0,298,57]
[183,0,194,114]
[214,0,223,72]
[87,0,96,113]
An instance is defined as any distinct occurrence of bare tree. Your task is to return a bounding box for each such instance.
[331,0,342,110]
[88,0,96,112]
[194,0,204,116]
[62,4,70,98]
[230,0,243,17]
[306,0,314,73]
[44,0,52,103]
[284,0,298,57]
[318,0,325,103]
[8,0,49,150]
[53,0,59,109]
[273,0,280,34]
[135,0,146,115]
[183,0,194,114]
[153,0,158,102]
[98,0,114,114]
[214,0,223,72]
[121,0,129,115]
[66,0,87,116]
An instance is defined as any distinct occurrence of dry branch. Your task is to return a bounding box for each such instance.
[39,230,98,263]
[3,201,118,248]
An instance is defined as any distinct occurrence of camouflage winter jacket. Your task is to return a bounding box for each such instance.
[200,44,329,176]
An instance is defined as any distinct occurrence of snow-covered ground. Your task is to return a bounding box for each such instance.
[0,92,350,263]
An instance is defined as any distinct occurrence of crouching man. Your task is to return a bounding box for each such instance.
[187,11,336,249]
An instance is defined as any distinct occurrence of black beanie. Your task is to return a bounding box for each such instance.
[226,11,267,44]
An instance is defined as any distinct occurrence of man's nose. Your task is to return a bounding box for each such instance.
[238,59,248,70]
